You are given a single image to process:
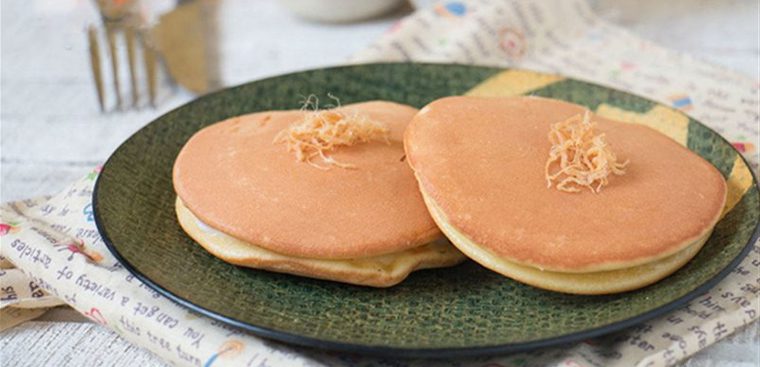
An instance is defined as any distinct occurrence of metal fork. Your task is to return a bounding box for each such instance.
[88,0,158,112]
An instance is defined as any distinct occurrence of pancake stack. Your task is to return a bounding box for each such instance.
[173,101,466,287]
[404,96,727,294]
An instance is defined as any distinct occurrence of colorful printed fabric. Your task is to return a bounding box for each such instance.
[2,1,758,366]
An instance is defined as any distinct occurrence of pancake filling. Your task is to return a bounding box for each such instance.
[176,198,465,287]
[274,95,390,169]
[545,110,629,193]
[421,188,711,294]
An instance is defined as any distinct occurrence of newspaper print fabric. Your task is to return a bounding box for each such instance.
[2,0,758,366]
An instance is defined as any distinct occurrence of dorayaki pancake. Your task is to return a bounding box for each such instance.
[405,96,727,293]
[173,100,466,287]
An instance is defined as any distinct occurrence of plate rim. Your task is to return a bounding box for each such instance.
[93,62,760,358]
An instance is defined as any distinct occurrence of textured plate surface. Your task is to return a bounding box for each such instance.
[94,63,759,358]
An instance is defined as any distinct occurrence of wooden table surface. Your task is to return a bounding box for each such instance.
[1,0,758,366]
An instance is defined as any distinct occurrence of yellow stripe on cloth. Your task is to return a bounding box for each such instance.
[465,70,564,97]
[595,104,689,145]
[722,156,754,218]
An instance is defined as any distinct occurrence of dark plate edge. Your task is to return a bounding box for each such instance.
[93,62,760,359]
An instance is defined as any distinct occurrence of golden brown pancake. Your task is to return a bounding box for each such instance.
[405,96,727,293]
[174,101,466,286]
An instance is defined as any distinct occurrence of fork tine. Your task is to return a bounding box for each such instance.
[87,26,105,112]
[105,23,122,110]
[141,34,158,108]
[125,26,139,108]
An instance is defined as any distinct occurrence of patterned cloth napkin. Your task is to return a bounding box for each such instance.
[1,0,758,366]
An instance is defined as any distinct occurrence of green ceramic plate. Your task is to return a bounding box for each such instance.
[94,63,759,358]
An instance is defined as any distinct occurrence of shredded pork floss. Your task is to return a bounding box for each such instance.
[545,111,629,193]
[274,96,390,170]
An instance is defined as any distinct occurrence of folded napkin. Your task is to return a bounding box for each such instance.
[2,1,758,366]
